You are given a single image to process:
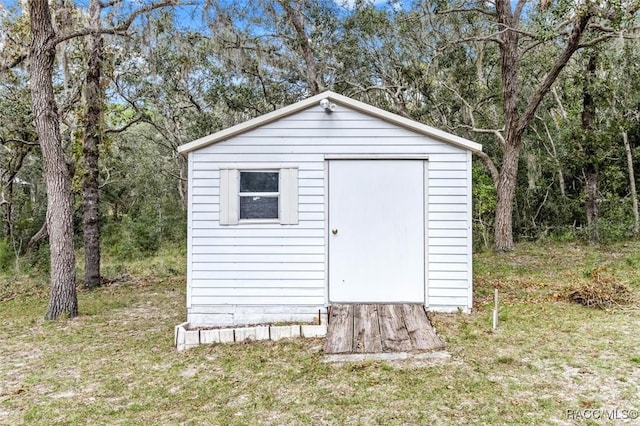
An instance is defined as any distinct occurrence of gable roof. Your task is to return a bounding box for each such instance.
[177,91,483,154]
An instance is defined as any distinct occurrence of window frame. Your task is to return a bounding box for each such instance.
[219,166,299,226]
[238,169,281,223]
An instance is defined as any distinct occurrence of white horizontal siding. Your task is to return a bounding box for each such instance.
[218,127,438,138]
[191,296,323,306]
[429,287,469,297]
[430,203,468,212]
[430,212,468,221]
[192,253,324,263]
[193,287,325,297]
[192,270,325,280]
[191,165,324,179]
[429,254,467,264]
[186,104,473,325]
[190,219,322,229]
[428,245,469,255]
[192,228,325,238]
[194,262,324,272]
[192,178,219,187]
[429,263,468,272]
[428,221,468,230]
[428,296,470,307]
[429,186,468,195]
[429,279,470,289]
[191,245,324,254]
[191,279,323,288]
[429,271,469,280]
[192,237,324,246]
[429,161,468,170]
[430,196,466,205]
[426,175,472,309]
[192,212,325,222]
[429,169,467,180]
[193,141,460,153]
[429,179,467,188]
[192,204,218,213]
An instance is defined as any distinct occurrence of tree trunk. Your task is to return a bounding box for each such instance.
[28,0,78,319]
[493,0,520,252]
[623,131,639,235]
[582,52,598,244]
[82,0,104,289]
[489,0,592,251]
[494,142,520,251]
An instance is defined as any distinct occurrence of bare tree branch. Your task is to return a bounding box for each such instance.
[0,53,28,73]
[494,23,538,39]
[520,39,545,57]
[516,11,592,138]
[445,32,503,46]
[578,32,629,48]
[158,167,188,182]
[52,0,179,47]
[531,180,555,227]
[440,81,506,145]
[105,114,145,134]
[438,7,495,17]
[476,150,500,188]
[0,137,39,146]
[550,87,567,120]
[98,167,111,189]
[57,80,84,115]
[27,222,48,252]
[455,124,506,143]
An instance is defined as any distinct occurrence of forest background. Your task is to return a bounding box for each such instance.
[1,0,639,318]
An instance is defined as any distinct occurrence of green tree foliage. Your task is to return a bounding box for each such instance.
[1,0,640,285]
[100,122,186,258]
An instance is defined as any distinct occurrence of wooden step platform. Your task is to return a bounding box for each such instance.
[324,304,445,354]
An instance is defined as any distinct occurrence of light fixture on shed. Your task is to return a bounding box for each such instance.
[319,98,336,113]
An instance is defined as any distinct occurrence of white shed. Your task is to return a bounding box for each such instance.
[178,91,482,327]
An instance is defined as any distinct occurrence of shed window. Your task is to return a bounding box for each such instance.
[219,167,299,225]
[239,171,279,220]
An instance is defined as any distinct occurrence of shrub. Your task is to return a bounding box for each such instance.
[0,238,15,272]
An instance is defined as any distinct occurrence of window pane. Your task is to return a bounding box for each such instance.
[240,196,279,219]
[240,171,279,193]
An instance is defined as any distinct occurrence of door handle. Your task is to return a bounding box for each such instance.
[332,228,338,235]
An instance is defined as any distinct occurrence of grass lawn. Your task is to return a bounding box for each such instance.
[1,242,639,425]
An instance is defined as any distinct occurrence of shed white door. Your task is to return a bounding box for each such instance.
[328,160,425,303]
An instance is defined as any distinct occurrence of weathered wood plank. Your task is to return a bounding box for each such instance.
[324,304,354,354]
[402,304,445,351]
[378,305,412,352]
[324,304,446,355]
[353,305,382,353]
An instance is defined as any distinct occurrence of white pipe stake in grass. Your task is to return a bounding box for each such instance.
[493,288,499,330]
